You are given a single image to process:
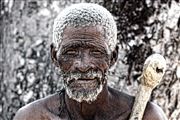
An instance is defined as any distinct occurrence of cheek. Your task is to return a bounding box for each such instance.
[59,57,73,72]
[94,59,110,72]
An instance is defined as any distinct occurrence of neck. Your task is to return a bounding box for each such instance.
[65,85,109,120]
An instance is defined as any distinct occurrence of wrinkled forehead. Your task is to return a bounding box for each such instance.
[60,26,111,54]
[62,26,105,40]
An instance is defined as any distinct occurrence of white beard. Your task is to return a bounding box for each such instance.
[65,83,103,103]
[62,70,106,103]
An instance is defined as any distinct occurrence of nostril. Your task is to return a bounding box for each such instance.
[76,63,90,72]
[156,67,163,73]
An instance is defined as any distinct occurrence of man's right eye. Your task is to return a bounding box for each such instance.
[63,50,78,56]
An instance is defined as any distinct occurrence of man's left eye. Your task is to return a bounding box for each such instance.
[90,50,103,56]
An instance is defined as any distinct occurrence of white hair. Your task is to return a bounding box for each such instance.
[53,3,117,52]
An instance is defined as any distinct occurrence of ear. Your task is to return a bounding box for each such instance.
[110,45,119,68]
[50,44,59,67]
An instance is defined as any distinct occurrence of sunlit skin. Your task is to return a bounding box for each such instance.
[14,25,167,120]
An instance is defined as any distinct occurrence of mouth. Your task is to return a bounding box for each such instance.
[67,78,100,90]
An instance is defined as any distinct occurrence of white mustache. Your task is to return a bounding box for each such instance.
[63,70,103,84]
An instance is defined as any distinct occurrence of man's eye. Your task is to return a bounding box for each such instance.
[90,50,103,56]
[64,50,78,56]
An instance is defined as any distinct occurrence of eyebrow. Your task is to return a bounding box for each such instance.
[61,40,108,53]
[62,41,83,49]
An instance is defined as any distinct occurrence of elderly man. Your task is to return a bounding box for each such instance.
[14,3,167,120]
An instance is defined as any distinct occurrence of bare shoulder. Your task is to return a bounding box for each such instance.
[13,99,42,120]
[143,102,168,120]
[108,87,134,106]
[13,93,62,120]
[108,87,167,120]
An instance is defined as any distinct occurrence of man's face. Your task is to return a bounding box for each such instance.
[55,26,112,103]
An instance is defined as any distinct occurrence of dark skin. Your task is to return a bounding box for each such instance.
[14,26,167,120]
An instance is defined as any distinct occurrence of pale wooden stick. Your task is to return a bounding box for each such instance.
[129,54,166,120]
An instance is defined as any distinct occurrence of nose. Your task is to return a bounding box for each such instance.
[74,54,93,72]
[74,61,91,72]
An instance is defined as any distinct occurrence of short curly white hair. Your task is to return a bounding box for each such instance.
[53,3,117,52]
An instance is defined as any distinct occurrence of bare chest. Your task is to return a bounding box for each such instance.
[50,109,131,120]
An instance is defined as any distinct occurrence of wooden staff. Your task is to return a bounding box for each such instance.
[129,54,166,120]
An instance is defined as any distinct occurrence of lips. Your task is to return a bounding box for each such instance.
[68,78,100,90]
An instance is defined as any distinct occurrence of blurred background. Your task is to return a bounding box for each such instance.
[0,0,180,119]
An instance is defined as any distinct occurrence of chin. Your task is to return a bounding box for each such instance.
[65,83,104,103]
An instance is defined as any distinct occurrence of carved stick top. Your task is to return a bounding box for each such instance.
[141,54,166,88]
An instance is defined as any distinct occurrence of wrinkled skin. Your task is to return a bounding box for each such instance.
[14,26,167,120]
